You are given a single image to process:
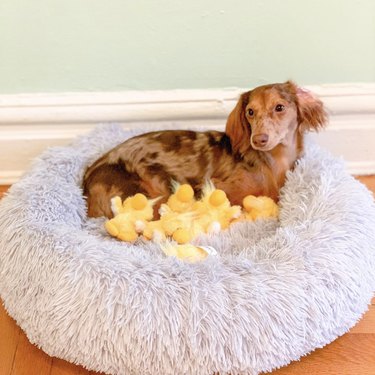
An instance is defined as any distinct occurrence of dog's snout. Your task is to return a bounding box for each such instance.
[252,134,269,147]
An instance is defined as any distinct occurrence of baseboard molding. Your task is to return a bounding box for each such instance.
[1,83,375,184]
[346,161,375,175]
[0,171,23,186]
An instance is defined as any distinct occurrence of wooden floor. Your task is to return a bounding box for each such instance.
[1,177,375,375]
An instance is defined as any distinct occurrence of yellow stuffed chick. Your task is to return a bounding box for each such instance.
[163,183,196,213]
[160,241,217,263]
[193,183,242,233]
[105,193,160,242]
[242,195,279,221]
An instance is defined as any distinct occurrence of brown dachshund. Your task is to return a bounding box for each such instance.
[83,81,327,218]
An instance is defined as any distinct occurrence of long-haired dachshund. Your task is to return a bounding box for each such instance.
[83,81,327,218]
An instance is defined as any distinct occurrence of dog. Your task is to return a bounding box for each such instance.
[83,81,327,218]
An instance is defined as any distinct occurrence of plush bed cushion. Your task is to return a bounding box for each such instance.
[0,124,374,375]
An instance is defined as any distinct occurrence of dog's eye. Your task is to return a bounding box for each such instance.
[275,104,285,112]
[247,108,254,117]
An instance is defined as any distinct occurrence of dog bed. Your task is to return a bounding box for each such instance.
[0,124,374,375]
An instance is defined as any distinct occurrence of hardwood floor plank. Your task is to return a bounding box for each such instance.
[356,175,375,194]
[270,333,375,375]
[50,358,101,375]
[0,303,21,375]
[50,359,83,375]
[0,185,10,198]
[10,332,52,375]
[350,305,375,334]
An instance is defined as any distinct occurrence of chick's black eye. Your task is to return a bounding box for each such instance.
[275,104,285,112]
[247,108,254,116]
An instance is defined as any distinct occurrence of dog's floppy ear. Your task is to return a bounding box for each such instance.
[288,81,328,132]
[225,91,251,155]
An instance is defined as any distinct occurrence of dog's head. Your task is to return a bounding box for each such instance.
[225,81,328,154]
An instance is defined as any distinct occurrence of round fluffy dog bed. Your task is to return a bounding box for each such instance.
[0,124,374,375]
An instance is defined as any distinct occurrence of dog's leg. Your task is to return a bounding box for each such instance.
[84,164,145,218]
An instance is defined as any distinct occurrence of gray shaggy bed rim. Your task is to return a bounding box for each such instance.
[0,124,374,375]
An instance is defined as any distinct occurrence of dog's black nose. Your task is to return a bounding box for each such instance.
[252,134,269,147]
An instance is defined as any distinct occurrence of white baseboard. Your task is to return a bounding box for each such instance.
[1,83,375,184]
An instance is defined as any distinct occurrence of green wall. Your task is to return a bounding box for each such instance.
[0,0,374,93]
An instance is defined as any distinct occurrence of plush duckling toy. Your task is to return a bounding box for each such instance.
[111,193,155,219]
[160,241,218,263]
[105,193,160,242]
[143,206,198,244]
[171,227,194,244]
[161,207,199,243]
[163,183,196,214]
[153,183,202,243]
[193,183,242,233]
[143,219,197,244]
[105,213,139,242]
[242,195,279,221]
[143,219,167,243]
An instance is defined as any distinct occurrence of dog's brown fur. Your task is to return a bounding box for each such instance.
[83,81,327,218]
